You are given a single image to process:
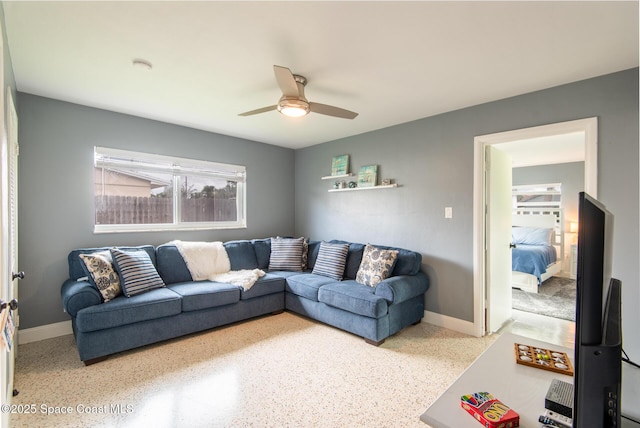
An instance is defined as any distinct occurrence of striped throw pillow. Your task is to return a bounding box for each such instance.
[111,248,165,297]
[269,237,304,271]
[312,241,349,281]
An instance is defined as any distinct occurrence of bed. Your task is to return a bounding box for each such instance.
[511,214,562,293]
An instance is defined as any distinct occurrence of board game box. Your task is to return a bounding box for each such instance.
[460,392,520,428]
[514,343,574,376]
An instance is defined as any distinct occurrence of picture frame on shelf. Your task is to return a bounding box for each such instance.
[331,154,350,176]
[357,164,378,188]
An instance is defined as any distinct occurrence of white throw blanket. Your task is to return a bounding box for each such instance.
[210,269,265,291]
[170,240,265,290]
[171,240,230,280]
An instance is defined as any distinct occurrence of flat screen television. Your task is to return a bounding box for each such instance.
[573,192,622,428]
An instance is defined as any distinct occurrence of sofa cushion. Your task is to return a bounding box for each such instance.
[373,244,422,276]
[252,238,271,269]
[224,240,259,270]
[68,245,156,280]
[75,287,182,333]
[155,244,192,284]
[285,273,336,301]
[312,241,349,280]
[305,240,321,271]
[318,281,389,319]
[239,273,286,300]
[356,244,399,287]
[79,250,122,301]
[330,240,364,279]
[269,237,304,271]
[111,248,166,297]
[168,281,240,312]
[323,241,421,277]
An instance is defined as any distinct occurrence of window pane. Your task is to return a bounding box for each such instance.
[94,167,174,225]
[94,147,247,232]
[180,175,238,223]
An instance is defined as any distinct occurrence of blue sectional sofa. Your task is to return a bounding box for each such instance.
[61,238,429,364]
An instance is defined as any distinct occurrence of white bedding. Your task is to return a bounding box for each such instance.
[512,261,561,293]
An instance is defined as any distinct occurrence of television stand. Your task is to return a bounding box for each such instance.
[420,332,573,427]
[420,332,640,427]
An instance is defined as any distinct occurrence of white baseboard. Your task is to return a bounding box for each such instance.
[423,310,481,337]
[18,321,73,344]
[19,313,475,344]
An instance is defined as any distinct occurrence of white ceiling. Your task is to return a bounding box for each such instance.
[495,132,586,168]
[3,1,638,152]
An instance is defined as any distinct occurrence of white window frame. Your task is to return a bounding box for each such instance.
[94,147,247,233]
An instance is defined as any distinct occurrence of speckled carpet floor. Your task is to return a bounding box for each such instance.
[11,312,495,428]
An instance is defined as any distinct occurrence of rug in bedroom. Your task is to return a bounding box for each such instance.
[512,276,576,321]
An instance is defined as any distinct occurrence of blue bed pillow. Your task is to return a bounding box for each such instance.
[512,227,553,246]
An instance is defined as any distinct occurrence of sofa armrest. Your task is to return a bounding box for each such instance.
[61,279,102,317]
[374,272,429,304]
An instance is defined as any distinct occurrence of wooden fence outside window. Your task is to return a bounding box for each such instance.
[95,196,237,224]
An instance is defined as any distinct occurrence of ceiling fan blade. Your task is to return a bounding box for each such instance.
[238,105,277,116]
[274,65,300,98]
[309,102,358,119]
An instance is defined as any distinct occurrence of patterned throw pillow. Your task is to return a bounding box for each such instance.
[301,237,310,270]
[111,248,165,297]
[269,237,304,271]
[312,241,349,281]
[356,244,399,287]
[79,250,122,302]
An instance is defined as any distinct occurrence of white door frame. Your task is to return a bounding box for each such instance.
[472,118,598,337]
[0,20,7,426]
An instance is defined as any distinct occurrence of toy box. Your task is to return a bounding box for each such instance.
[460,392,520,428]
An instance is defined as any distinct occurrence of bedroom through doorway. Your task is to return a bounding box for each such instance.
[473,118,598,336]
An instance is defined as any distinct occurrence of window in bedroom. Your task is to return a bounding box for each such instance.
[93,147,246,233]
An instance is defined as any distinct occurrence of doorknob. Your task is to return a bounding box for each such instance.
[0,299,18,313]
[12,271,24,280]
[509,243,516,249]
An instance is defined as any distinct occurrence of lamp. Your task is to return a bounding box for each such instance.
[565,221,579,247]
[570,221,578,233]
[277,98,310,117]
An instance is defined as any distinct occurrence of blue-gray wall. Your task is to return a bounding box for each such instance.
[17,94,295,329]
[295,68,639,358]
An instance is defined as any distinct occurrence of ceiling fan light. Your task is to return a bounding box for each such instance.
[277,99,310,117]
[280,106,308,117]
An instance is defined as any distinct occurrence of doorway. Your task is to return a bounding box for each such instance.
[472,118,598,337]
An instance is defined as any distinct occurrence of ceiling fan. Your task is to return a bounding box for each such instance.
[239,65,358,119]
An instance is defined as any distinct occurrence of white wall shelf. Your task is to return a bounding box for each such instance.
[328,184,398,192]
